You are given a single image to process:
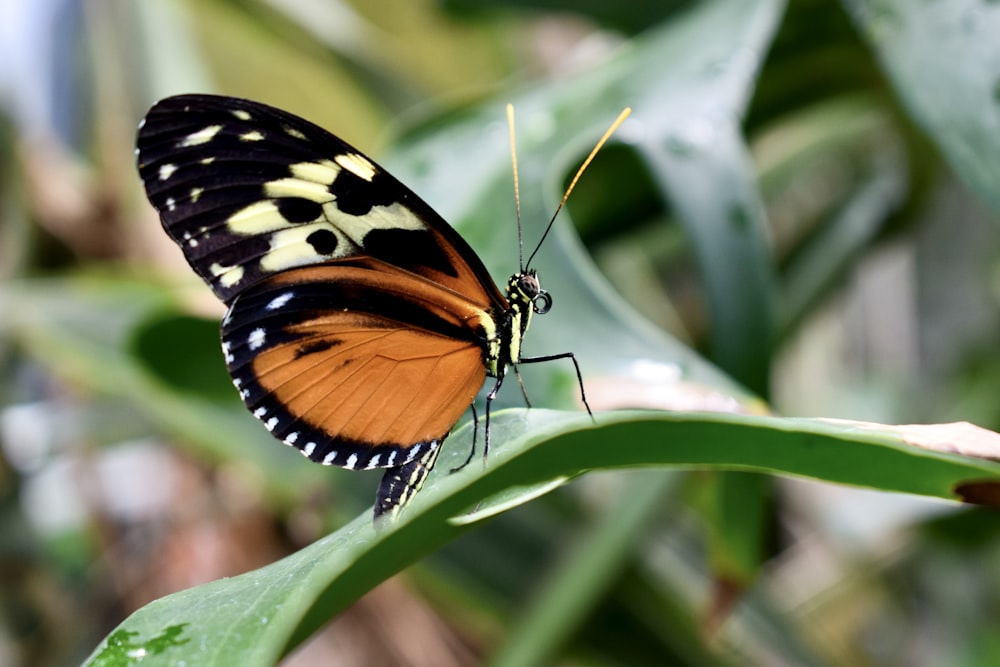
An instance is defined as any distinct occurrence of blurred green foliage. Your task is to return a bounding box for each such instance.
[2,0,1000,665]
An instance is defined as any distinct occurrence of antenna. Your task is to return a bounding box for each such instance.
[524,107,631,269]
[507,104,525,272]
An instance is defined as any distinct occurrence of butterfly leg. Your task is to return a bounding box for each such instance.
[511,363,533,408]
[450,403,480,473]
[517,351,593,419]
[482,372,507,461]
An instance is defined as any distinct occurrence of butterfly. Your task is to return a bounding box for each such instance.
[136,94,624,521]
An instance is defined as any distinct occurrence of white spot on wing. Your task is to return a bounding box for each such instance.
[345,453,358,469]
[283,125,307,140]
[180,124,222,147]
[386,450,397,467]
[210,262,245,288]
[240,130,264,142]
[266,292,295,311]
[232,109,252,120]
[259,223,348,272]
[227,200,292,235]
[322,451,338,465]
[248,328,266,350]
[335,153,377,181]
[303,442,317,457]
[368,454,381,469]
[190,187,204,203]
[222,341,234,363]
[253,407,267,418]
[165,197,176,212]
[265,169,338,199]
[158,164,178,180]
[288,160,340,186]
[265,416,278,431]
[285,432,299,445]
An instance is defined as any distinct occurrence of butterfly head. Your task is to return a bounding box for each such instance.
[508,270,551,316]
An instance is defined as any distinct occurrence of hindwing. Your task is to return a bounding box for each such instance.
[135,94,506,310]
[221,258,493,471]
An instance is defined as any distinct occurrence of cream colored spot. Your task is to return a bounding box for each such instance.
[477,310,497,340]
[264,176,333,201]
[232,109,252,120]
[165,197,176,211]
[227,200,292,235]
[290,160,340,185]
[180,124,222,147]
[335,153,376,182]
[190,187,204,203]
[508,310,523,363]
[326,201,426,247]
[259,223,350,273]
[209,262,245,288]
[200,157,215,165]
[283,125,307,140]
[158,164,178,180]
[240,130,264,142]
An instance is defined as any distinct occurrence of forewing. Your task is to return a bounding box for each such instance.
[136,93,505,307]
[221,259,491,470]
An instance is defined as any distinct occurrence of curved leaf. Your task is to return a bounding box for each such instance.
[846,0,1000,217]
[85,409,1000,666]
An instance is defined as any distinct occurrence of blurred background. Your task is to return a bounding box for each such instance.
[3,0,1000,665]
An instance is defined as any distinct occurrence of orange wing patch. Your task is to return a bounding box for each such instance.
[254,322,486,447]
[222,259,494,470]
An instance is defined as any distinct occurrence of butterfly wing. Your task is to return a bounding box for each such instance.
[136,94,506,310]
[136,94,511,518]
[222,258,491,472]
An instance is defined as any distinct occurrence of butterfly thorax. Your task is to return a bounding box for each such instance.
[487,270,550,378]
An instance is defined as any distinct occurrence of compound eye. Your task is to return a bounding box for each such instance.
[517,274,540,299]
[532,290,552,314]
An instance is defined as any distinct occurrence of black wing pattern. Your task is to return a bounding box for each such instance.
[136,94,505,310]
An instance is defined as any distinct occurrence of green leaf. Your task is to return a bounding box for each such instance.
[84,410,1000,666]
[489,471,682,667]
[846,0,1000,217]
